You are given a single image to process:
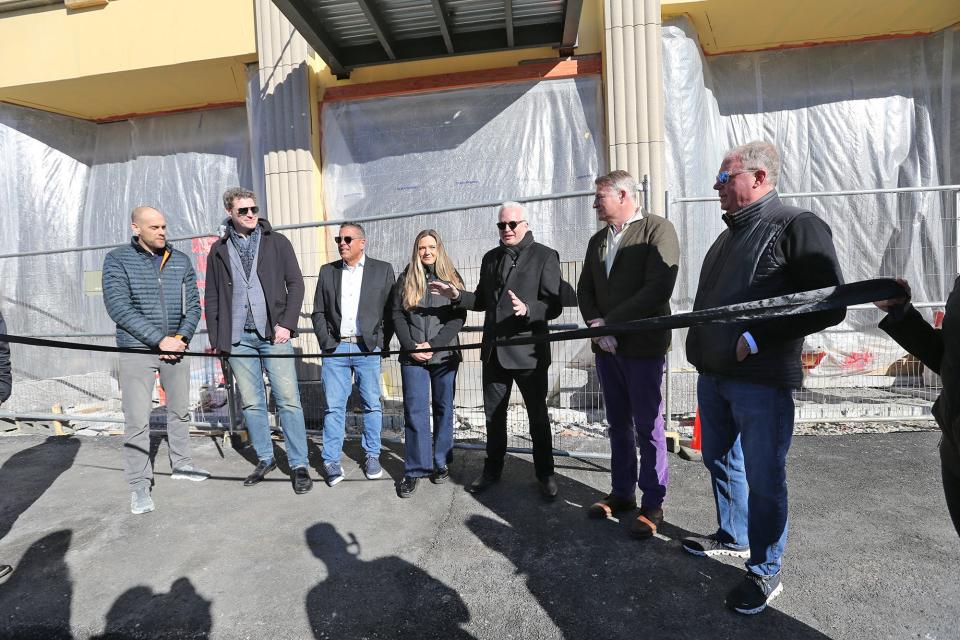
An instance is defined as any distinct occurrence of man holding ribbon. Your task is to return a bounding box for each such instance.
[683,141,845,614]
[102,206,208,516]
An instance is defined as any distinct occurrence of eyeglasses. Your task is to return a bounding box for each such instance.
[235,206,259,217]
[334,236,361,245]
[716,169,757,185]
[496,220,526,231]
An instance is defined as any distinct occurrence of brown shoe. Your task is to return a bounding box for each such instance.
[587,494,638,519]
[630,507,664,540]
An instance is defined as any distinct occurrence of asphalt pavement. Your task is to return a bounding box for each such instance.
[0,430,956,639]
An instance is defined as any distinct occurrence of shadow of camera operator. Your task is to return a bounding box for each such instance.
[304,522,474,640]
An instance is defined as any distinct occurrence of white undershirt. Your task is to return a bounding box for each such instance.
[339,257,365,338]
[605,209,644,276]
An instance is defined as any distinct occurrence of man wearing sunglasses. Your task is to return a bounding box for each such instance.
[205,187,312,494]
[311,223,396,486]
[430,202,562,501]
[684,141,845,614]
[577,170,679,541]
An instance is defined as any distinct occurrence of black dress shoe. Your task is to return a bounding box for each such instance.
[399,476,418,498]
[243,460,277,486]
[292,467,313,495]
[538,475,559,502]
[431,466,450,484]
[466,472,500,494]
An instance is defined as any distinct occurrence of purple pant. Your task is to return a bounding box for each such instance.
[595,352,667,510]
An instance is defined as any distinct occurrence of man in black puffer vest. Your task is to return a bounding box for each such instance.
[682,141,845,615]
[430,202,562,501]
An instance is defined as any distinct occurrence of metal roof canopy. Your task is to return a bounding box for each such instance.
[272,0,584,78]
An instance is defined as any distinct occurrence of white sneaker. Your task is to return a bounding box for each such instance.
[131,488,155,515]
[171,465,211,482]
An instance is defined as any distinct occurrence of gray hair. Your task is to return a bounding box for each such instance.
[595,170,638,200]
[499,201,527,216]
[222,187,257,210]
[340,222,366,238]
[727,141,780,187]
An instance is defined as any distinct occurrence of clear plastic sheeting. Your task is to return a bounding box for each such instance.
[0,103,251,410]
[660,18,959,412]
[320,77,606,428]
[321,76,607,266]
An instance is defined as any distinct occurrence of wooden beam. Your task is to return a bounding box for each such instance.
[429,0,455,53]
[322,54,601,102]
[356,0,398,60]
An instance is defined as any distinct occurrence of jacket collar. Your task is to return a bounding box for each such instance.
[722,190,778,229]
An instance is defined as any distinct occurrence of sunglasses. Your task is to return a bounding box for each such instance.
[335,236,362,245]
[716,169,756,185]
[234,206,259,217]
[496,220,526,231]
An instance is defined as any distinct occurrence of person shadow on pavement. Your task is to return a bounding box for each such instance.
[455,455,832,640]
[0,436,80,543]
[92,577,212,639]
[0,529,73,639]
[305,522,475,639]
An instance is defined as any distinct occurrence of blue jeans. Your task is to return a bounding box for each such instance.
[400,361,458,477]
[697,374,794,576]
[229,332,309,469]
[321,341,383,463]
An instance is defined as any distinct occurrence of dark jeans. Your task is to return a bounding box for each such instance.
[400,361,458,477]
[595,353,667,510]
[482,353,554,480]
[941,438,960,538]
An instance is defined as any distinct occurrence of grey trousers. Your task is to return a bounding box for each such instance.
[118,352,193,490]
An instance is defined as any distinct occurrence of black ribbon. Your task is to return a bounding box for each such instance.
[0,278,906,359]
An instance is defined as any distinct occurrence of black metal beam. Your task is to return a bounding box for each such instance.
[505,0,515,48]
[355,0,398,60]
[272,0,349,78]
[560,0,584,49]
[429,0,455,53]
[337,23,563,68]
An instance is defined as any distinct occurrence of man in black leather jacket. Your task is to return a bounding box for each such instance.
[683,141,845,615]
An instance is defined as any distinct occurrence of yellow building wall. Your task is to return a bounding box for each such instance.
[0,0,257,120]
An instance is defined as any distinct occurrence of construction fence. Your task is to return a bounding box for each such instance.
[1,185,957,456]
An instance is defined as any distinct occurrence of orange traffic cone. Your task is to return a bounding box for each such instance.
[690,407,702,451]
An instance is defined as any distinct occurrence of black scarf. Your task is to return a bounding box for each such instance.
[495,232,535,300]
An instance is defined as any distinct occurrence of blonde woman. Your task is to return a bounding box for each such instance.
[391,230,467,497]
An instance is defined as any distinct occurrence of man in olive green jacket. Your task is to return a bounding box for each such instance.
[577,170,680,540]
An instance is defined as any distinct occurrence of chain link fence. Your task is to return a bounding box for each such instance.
[2,186,956,454]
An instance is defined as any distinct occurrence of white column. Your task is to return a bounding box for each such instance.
[604,0,665,214]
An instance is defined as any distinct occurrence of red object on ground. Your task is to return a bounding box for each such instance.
[690,408,702,451]
[156,372,166,406]
[934,310,945,329]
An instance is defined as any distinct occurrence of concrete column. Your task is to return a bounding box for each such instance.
[252,0,321,271]
[252,0,324,383]
[603,0,665,213]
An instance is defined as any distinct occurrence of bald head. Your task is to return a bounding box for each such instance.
[130,206,167,254]
[131,206,161,224]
